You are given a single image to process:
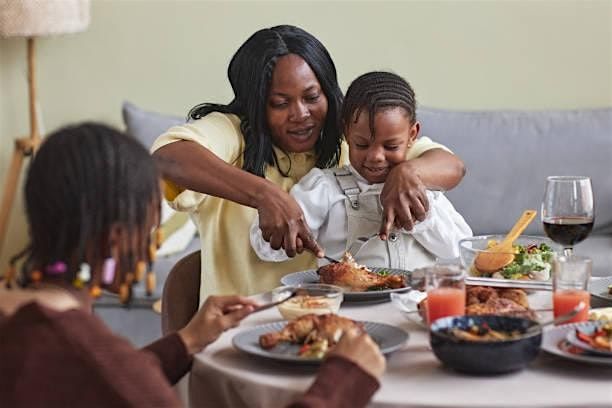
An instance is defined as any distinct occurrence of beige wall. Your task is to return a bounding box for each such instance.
[1,0,610,267]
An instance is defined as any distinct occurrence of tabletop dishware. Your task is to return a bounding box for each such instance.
[542,176,594,256]
[553,255,591,323]
[474,210,537,273]
[429,315,542,374]
[525,301,586,335]
[541,322,612,366]
[281,267,411,302]
[423,264,465,325]
[459,235,557,285]
[564,321,612,356]
[233,320,408,364]
[270,283,343,320]
[589,276,612,303]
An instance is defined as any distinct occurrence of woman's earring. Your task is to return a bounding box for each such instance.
[102,257,116,285]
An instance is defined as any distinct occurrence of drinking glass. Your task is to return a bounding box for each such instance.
[542,176,594,256]
[552,255,591,324]
[424,265,465,325]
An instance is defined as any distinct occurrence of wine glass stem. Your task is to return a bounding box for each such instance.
[563,247,573,257]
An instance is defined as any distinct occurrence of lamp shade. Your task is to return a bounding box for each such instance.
[0,0,90,38]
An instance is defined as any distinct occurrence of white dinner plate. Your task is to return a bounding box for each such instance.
[280,268,412,302]
[541,322,612,366]
[233,320,408,365]
[589,276,612,303]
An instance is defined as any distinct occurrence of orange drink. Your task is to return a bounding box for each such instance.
[423,264,466,326]
[427,287,466,324]
[552,255,591,324]
[553,289,590,323]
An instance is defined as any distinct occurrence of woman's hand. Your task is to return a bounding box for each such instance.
[379,160,429,238]
[178,295,258,355]
[256,183,323,258]
[328,328,386,380]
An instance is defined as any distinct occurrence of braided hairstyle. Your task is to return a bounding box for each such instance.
[188,25,344,177]
[341,71,417,138]
[12,123,160,290]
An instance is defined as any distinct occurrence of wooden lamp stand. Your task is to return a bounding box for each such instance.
[0,38,41,257]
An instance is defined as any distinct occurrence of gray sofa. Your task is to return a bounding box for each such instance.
[419,108,612,277]
[123,102,612,277]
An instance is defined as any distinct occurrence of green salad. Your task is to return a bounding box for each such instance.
[473,243,554,281]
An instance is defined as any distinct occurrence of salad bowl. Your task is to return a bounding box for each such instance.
[459,235,558,283]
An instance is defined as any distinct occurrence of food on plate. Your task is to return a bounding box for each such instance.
[418,286,536,321]
[318,252,406,292]
[470,241,554,281]
[575,322,612,352]
[589,308,612,322]
[447,323,524,342]
[277,294,341,320]
[259,313,364,358]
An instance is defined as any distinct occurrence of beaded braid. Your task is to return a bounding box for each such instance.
[188,25,344,177]
[7,123,161,303]
[341,71,417,138]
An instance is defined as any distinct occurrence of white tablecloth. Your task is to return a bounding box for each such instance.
[189,291,612,408]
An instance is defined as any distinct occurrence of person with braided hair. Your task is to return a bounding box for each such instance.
[152,25,465,302]
[0,123,385,407]
[251,71,472,270]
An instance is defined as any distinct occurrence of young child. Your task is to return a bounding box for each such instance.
[0,123,383,407]
[251,71,472,270]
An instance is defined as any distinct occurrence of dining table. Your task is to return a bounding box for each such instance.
[189,289,612,408]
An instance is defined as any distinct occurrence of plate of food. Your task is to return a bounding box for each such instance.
[565,321,612,356]
[232,313,408,364]
[391,285,540,328]
[589,276,612,303]
[541,322,612,366]
[459,235,558,290]
[281,253,413,302]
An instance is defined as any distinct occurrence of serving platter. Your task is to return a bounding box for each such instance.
[232,320,408,365]
[465,276,552,291]
[280,267,412,302]
[541,322,612,366]
[589,276,612,303]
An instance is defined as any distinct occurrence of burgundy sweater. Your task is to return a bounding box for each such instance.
[0,302,379,407]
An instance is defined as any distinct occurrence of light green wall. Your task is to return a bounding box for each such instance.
[1,0,610,267]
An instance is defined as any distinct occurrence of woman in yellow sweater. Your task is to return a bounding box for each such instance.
[152,25,465,301]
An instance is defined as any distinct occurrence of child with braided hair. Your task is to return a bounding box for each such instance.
[0,123,384,407]
[251,71,472,270]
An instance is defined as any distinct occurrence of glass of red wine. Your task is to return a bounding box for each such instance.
[542,176,594,256]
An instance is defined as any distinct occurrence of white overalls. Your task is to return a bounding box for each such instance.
[333,167,436,270]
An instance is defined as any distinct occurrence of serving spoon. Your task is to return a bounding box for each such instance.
[474,210,537,273]
[525,301,586,335]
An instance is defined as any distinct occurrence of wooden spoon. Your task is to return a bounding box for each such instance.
[474,210,537,274]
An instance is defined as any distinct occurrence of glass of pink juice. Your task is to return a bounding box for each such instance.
[424,265,466,325]
[552,255,591,324]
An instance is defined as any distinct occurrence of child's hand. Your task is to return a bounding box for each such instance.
[379,161,429,238]
[178,295,258,354]
[327,328,386,380]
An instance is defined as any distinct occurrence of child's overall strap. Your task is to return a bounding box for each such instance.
[332,166,361,210]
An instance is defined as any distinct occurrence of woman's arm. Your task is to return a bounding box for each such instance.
[380,148,465,238]
[154,141,322,257]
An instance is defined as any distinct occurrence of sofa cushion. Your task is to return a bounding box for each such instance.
[121,101,196,258]
[418,108,612,237]
[122,101,183,149]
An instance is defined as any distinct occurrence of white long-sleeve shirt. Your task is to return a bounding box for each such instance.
[250,165,472,269]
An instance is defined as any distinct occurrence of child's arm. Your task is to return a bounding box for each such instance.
[406,191,472,259]
[249,169,335,262]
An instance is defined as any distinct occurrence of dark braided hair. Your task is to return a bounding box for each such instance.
[341,71,417,138]
[13,122,160,287]
[188,25,343,177]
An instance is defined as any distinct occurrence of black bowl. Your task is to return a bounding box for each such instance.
[429,315,542,375]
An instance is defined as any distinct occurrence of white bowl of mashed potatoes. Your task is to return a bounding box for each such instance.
[272,284,344,320]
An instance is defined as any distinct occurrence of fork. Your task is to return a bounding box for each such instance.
[251,289,299,314]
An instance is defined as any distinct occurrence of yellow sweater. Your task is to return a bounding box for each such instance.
[152,112,448,303]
